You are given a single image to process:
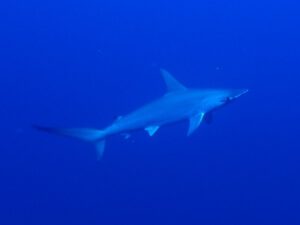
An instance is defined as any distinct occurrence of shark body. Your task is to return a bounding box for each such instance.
[35,69,248,159]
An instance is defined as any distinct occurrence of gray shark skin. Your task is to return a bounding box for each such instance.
[34,69,248,159]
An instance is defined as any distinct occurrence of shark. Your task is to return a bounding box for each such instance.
[34,69,248,159]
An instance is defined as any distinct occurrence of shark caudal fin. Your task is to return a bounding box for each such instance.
[33,125,107,159]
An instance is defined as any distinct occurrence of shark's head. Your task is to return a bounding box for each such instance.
[200,88,249,112]
[224,88,249,103]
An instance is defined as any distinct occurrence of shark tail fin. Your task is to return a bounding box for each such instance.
[33,125,107,160]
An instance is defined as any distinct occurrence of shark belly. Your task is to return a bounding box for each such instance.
[105,93,200,136]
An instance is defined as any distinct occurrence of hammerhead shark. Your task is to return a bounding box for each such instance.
[35,69,248,159]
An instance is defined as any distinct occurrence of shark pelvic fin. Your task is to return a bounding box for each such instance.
[145,126,160,136]
[96,140,106,160]
[160,69,187,92]
[187,112,205,136]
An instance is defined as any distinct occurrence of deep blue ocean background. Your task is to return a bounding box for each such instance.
[1,0,300,224]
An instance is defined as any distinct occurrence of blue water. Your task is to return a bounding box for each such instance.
[1,0,300,224]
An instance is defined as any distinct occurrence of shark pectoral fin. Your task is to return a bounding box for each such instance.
[145,126,160,136]
[121,133,131,140]
[187,112,205,136]
[160,69,187,92]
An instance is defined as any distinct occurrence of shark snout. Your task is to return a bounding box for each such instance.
[230,89,249,99]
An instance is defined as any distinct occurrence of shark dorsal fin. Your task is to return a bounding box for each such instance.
[160,69,187,92]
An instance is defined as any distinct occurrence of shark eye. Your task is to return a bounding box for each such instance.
[222,97,231,104]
